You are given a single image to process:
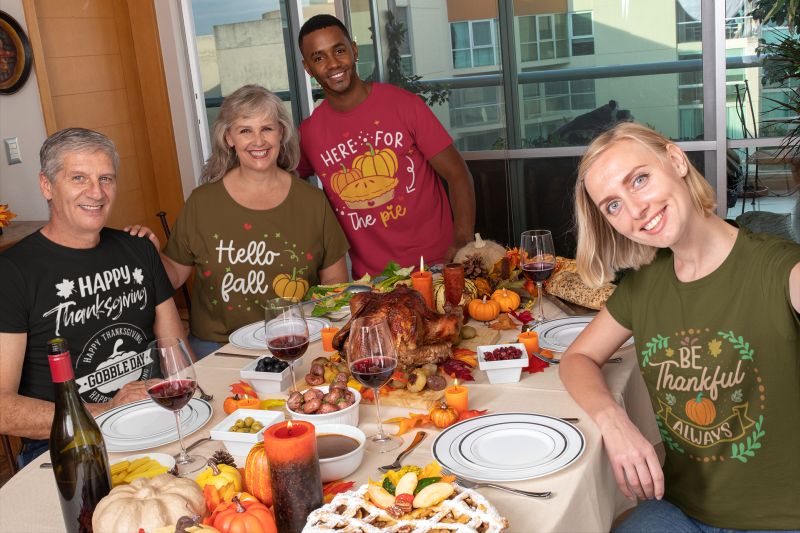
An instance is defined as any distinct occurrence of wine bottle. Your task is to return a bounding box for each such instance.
[48,337,112,533]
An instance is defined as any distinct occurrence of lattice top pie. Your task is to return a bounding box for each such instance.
[303,483,509,532]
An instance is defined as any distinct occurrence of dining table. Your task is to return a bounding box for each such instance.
[0,296,661,533]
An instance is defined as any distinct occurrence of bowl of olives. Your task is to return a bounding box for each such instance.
[240,356,292,394]
[209,408,284,456]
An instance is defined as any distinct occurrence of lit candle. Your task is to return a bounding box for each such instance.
[320,327,339,352]
[518,331,540,357]
[410,256,434,310]
[445,379,469,413]
[263,420,322,533]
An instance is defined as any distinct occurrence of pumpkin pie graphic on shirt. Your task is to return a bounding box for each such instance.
[331,145,399,210]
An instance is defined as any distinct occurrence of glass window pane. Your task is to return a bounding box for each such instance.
[453,49,471,69]
[538,16,553,40]
[521,43,538,62]
[519,16,536,43]
[572,39,594,56]
[571,12,592,36]
[473,47,495,67]
[544,81,569,95]
[540,41,554,60]
[451,22,469,49]
[554,13,568,39]
[556,38,569,58]
[472,20,493,46]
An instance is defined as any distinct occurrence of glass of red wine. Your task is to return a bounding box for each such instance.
[347,317,402,453]
[264,298,309,393]
[520,229,556,323]
[144,337,203,476]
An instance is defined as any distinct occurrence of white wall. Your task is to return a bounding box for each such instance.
[0,0,48,221]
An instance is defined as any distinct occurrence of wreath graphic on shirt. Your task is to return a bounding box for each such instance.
[330,143,399,210]
[642,328,765,463]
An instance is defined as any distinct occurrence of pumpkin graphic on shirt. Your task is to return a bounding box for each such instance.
[331,143,399,210]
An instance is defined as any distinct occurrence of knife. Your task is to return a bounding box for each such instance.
[213,351,261,359]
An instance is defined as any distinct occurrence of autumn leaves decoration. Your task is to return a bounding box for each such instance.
[331,144,400,210]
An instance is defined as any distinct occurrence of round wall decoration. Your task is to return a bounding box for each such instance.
[0,11,33,95]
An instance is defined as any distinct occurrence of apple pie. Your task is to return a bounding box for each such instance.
[339,176,399,209]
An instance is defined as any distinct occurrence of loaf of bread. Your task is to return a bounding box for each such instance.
[544,257,615,310]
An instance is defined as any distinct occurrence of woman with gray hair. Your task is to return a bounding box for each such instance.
[156,85,348,358]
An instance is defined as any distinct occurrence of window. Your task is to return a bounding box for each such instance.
[517,13,570,63]
[521,79,596,119]
[394,5,414,76]
[449,86,503,128]
[570,12,594,56]
[451,19,499,69]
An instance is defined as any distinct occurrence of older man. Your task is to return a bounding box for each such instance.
[0,128,187,467]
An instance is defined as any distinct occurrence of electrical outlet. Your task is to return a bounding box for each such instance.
[4,137,21,165]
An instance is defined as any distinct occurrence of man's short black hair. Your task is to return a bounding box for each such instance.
[298,14,351,50]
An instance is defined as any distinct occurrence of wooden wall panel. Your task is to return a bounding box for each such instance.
[47,55,125,95]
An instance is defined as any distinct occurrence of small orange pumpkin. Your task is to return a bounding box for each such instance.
[491,288,521,312]
[467,296,501,322]
[353,142,398,178]
[429,401,459,429]
[272,267,309,301]
[207,496,277,533]
[244,442,273,507]
[684,393,716,426]
[330,164,363,195]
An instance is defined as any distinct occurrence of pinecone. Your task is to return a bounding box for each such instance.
[212,448,237,468]
[462,253,488,279]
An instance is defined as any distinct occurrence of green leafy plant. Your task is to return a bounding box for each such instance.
[750,0,799,33]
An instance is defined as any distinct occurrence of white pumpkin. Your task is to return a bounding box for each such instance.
[92,474,205,533]
[452,233,507,271]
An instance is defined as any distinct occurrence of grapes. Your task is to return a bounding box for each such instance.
[484,345,523,361]
[255,357,289,373]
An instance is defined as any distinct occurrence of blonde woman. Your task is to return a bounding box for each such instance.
[132,85,349,358]
[560,123,800,530]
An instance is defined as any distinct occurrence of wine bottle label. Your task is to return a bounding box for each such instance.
[49,351,75,383]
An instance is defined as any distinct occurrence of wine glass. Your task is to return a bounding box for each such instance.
[144,337,204,476]
[347,317,402,453]
[520,229,556,323]
[264,298,309,392]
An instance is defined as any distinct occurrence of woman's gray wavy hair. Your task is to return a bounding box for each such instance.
[201,85,300,183]
[40,128,119,183]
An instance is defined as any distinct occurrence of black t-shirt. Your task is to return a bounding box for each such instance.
[0,228,175,403]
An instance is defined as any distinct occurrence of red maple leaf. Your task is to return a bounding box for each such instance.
[229,380,259,398]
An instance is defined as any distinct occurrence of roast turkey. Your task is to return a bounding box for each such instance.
[332,286,461,369]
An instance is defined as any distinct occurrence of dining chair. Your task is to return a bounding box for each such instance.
[156,211,192,311]
[1,434,20,475]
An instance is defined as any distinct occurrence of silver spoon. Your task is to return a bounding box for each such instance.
[378,430,427,472]
[196,383,213,401]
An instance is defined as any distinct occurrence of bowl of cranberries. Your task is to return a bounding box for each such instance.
[477,343,528,384]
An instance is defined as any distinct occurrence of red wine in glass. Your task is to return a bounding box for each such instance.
[268,334,309,362]
[147,379,197,411]
[522,261,556,283]
[350,356,397,389]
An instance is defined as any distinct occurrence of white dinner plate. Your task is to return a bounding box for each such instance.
[96,398,212,453]
[432,413,585,482]
[229,317,330,350]
[535,316,633,351]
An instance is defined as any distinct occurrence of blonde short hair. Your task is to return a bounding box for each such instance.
[201,85,299,183]
[574,123,716,287]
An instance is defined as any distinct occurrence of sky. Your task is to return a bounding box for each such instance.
[191,0,281,35]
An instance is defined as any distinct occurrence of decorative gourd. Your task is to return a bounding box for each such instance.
[207,496,277,533]
[330,164,364,195]
[272,268,309,301]
[196,459,243,494]
[244,442,273,507]
[153,515,220,533]
[92,474,206,533]
[352,142,398,178]
[432,278,478,313]
[452,233,507,273]
[491,288,521,312]
[684,393,716,426]
[429,401,459,429]
[467,296,501,322]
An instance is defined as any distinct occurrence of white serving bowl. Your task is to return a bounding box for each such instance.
[286,385,361,427]
[478,343,528,384]
[209,408,284,457]
[315,423,366,482]
[240,356,293,394]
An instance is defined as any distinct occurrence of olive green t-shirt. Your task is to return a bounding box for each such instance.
[607,228,800,529]
[165,177,349,342]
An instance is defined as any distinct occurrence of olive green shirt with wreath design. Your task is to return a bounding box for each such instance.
[606,228,800,529]
[165,178,349,342]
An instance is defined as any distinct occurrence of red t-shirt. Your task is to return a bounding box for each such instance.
[298,83,454,277]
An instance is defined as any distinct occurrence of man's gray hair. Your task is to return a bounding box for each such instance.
[40,128,119,182]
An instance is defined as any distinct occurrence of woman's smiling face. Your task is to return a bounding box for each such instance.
[583,139,696,249]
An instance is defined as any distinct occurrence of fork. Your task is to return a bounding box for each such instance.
[450,474,551,499]
[196,383,214,401]
[378,431,427,472]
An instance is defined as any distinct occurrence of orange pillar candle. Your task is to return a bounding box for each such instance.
[445,379,469,413]
[517,331,540,357]
[320,327,339,352]
[263,420,322,533]
[411,257,434,310]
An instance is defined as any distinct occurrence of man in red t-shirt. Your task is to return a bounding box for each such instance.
[296,14,475,278]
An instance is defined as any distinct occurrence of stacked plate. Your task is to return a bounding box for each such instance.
[432,413,585,482]
[96,398,212,452]
[228,317,331,351]
[535,316,633,352]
